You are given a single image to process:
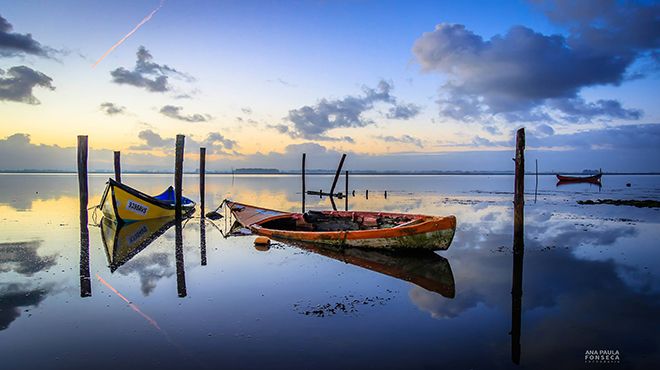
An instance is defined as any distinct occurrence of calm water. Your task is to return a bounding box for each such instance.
[1,173,659,369]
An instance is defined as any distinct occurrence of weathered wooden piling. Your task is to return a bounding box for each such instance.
[302,153,306,213]
[77,135,91,297]
[200,147,206,217]
[345,170,349,211]
[330,154,347,196]
[511,127,525,364]
[513,128,525,241]
[113,151,121,182]
[174,135,185,220]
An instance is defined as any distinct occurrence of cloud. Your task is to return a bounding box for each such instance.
[110,46,191,93]
[0,283,52,331]
[386,103,421,120]
[376,135,423,148]
[549,97,643,123]
[280,80,420,140]
[241,107,252,114]
[116,252,174,296]
[528,123,660,150]
[0,241,57,276]
[412,0,658,122]
[0,66,54,104]
[159,105,211,122]
[2,125,660,172]
[130,130,236,154]
[99,102,125,115]
[0,14,53,58]
[267,77,295,87]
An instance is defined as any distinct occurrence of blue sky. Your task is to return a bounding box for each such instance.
[0,0,658,171]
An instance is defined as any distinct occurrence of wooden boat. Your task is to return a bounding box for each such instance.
[224,200,456,250]
[99,178,195,223]
[100,216,176,272]
[266,237,455,297]
[555,173,602,183]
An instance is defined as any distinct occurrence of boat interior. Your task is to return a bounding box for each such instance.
[258,211,422,232]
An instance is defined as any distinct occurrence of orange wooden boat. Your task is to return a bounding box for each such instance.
[224,200,456,250]
[556,173,602,183]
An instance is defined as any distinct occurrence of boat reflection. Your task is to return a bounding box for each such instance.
[100,216,177,272]
[282,239,455,298]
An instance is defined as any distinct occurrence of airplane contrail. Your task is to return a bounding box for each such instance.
[92,0,165,68]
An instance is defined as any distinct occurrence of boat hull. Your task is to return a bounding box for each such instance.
[556,174,602,183]
[100,179,195,223]
[225,200,456,251]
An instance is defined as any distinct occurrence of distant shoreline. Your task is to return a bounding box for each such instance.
[1,171,659,176]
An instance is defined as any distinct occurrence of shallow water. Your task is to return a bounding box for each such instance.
[1,173,659,369]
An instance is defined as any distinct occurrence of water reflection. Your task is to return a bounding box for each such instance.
[0,241,57,275]
[275,239,455,298]
[1,174,659,369]
[100,217,177,272]
[99,216,190,297]
[0,283,53,331]
[0,241,57,331]
[175,220,187,298]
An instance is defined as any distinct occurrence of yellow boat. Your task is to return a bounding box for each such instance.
[99,178,195,223]
[101,216,177,272]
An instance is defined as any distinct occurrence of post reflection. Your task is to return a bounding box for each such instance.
[511,231,524,364]
[200,219,207,266]
[175,220,187,298]
[79,220,92,298]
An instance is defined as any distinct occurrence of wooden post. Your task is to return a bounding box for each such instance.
[302,153,306,213]
[113,151,121,182]
[511,127,525,364]
[384,190,387,199]
[77,136,91,297]
[514,128,525,240]
[200,147,206,218]
[344,170,348,211]
[330,154,347,196]
[174,135,185,220]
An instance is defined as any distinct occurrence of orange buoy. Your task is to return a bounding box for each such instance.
[254,236,271,245]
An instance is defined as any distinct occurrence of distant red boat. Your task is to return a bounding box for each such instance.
[556,173,602,184]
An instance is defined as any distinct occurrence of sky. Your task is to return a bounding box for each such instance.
[0,0,659,172]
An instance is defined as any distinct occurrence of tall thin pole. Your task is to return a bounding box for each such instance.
[534,159,538,204]
[345,170,349,211]
[302,153,306,213]
[174,135,185,220]
[77,136,91,297]
[330,153,347,195]
[200,147,206,217]
[113,151,121,182]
